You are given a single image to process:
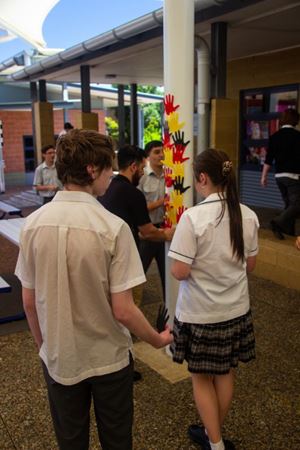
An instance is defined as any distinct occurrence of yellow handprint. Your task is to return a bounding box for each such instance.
[162,146,174,168]
[170,191,184,210]
[173,162,184,178]
[165,206,177,225]
[167,112,185,133]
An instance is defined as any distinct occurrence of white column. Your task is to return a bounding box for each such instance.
[163,0,194,327]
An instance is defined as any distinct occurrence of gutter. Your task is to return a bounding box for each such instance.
[8,0,229,81]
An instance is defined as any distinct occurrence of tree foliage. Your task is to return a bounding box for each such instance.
[106,85,163,145]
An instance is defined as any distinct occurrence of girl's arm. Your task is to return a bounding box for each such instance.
[171,260,191,280]
[246,255,256,273]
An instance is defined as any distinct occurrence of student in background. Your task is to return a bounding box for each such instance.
[261,109,300,240]
[33,144,62,204]
[138,140,166,300]
[169,149,259,450]
[59,121,74,137]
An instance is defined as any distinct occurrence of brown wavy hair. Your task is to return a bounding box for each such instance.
[56,129,114,186]
[193,148,244,262]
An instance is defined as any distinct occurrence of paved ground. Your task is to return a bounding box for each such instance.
[0,187,299,450]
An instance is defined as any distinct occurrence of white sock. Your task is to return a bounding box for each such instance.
[209,438,225,450]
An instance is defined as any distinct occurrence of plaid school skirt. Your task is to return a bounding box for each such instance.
[170,310,255,375]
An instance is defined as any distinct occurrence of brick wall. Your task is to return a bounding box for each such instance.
[0,109,106,178]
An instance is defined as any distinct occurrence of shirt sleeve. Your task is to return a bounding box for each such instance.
[168,212,196,264]
[14,229,36,289]
[33,165,43,186]
[109,222,146,293]
[244,214,259,258]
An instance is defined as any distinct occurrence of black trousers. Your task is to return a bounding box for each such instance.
[139,238,165,301]
[42,356,134,450]
[274,177,300,235]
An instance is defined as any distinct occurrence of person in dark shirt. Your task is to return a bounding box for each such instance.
[100,145,173,248]
[100,145,173,382]
[261,109,300,239]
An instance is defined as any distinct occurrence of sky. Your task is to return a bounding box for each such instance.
[0,0,163,62]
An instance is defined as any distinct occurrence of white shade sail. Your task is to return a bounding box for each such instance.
[0,0,60,49]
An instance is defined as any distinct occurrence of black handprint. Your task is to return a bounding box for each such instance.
[173,176,190,194]
[156,305,170,332]
[172,131,190,147]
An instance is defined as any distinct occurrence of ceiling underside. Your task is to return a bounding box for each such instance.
[13,0,300,85]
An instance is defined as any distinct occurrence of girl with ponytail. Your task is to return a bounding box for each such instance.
[168,149,259,450]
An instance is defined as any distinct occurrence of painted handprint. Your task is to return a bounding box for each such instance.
[163,130,173,149]
[162,146,174,168]
[164,167,174,188]
[172,131,190,147]
[170,191,184,210]
[167,112,185,133]
[173,143,189,163]
[164,94,179,115]
[173,162,184,178]
[176,205,186,223]
[173,176,190,194]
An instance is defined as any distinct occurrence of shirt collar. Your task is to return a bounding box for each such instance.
[42,161,55,169]
[144,164,164,178]
[281,125,294,129]
[200,192,224,204]
[53,190,101,207]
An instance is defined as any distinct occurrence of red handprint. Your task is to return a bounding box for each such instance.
[173,143,189,163]
[176,206,186,223]
[164,216,173,229]
[164,167,173,188]
[163,130,173,149]
[164,94,179,115]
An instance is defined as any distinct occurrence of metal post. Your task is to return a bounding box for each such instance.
[210,22,227,98]
[39,79,47,102]
[80,65,91,113]
[130,83,138,146]
[118,85,126,147]
[30,81,38,165]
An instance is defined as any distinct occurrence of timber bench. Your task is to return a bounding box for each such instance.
[0,201,23,219]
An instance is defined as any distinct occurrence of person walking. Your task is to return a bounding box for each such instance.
[138,140,166,300]
[261,109,300,239]
[168,149,259,450]
[33,144,62,204]
[15,129,173,450]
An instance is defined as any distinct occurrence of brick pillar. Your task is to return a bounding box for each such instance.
[33,102,55,164]
[210,98,239,168]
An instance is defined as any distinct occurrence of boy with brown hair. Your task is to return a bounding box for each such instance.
[15,129,173,450]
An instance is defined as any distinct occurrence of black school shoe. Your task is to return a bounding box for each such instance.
[188,424,236,450]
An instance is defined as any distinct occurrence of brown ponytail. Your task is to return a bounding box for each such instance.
[193,149,244,262]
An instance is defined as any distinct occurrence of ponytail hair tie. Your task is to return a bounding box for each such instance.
[222,160,233,177]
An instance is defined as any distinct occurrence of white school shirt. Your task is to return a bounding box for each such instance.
[168,193,259,324]
[33,162,62,198]
[15,191,146,385]
[138,164,165,224]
